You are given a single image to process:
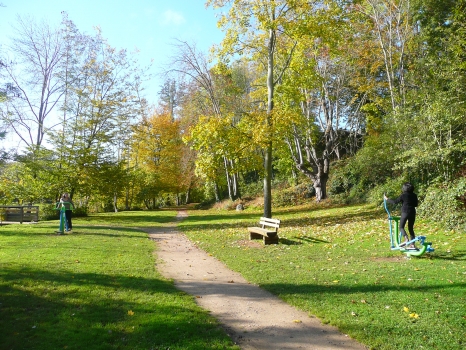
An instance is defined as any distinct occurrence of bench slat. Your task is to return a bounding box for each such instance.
[247,227,277,237]
[259,221,279,229]
[259,217,280,224]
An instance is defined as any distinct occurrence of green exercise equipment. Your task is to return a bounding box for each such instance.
[383,196,434,257]
[54,201,73,234]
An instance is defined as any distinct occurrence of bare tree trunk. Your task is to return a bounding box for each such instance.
[224,156,234,201]
[113,193,118,212]
[213,182,220,202]
[125,187,130,210]
[1,16,66,149]
[264,25,275,219]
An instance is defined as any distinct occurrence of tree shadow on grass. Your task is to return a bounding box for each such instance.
[280,207,382,229]
[0,266,237,350]
[427,249,466,261]
[181,205,383,232]
[77,213,176,225]
[279,235,331,245]
[0,224,147,239]
[259,281,466,298]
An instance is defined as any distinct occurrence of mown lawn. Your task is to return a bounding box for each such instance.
[1,203,464,350]
[0,210,238,350]
[179,202,466,350]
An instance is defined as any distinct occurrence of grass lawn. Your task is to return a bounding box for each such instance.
[0,210,238,350]
[179,202,466,350]
[1,203,464,350]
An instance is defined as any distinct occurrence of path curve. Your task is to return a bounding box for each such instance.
[146,210,366,350]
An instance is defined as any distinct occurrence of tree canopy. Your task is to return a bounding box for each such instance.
[0,1,464,228]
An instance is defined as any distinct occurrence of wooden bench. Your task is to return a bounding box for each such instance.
[247,217,281,245]
[0,206,39,224]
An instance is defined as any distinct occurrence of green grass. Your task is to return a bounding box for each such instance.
[179,202,466,350]
[2,203,465,350]
[0,210,238,350]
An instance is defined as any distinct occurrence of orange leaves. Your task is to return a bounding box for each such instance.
[133,112,185,192]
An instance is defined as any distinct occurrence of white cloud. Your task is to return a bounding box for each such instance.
[160,10,185,26]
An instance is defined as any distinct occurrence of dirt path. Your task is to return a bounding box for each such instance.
[146,210,367,350]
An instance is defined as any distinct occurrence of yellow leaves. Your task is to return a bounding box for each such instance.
[293,319,302,323]
[127,310,134,316]
[403,306,420,320]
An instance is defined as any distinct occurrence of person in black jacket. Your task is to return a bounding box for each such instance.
[384,183,418,249]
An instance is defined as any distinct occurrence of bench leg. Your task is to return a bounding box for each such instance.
[249,232,263,240]
[263,236,279,245]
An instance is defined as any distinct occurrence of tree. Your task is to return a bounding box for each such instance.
[397,0,466,183]
[132,111,185,207]
[0,15,67,149]
[167,40,245,202]
[47,27,147,208]
[158,78,184,120]
[354,0,414,112]
[207,0,309,217]
[275,1,367,201]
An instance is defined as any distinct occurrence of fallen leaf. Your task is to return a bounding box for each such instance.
[127,310,134,316]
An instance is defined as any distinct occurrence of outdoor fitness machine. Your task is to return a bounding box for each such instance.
[55,201,72,234]
[383,196,434,257]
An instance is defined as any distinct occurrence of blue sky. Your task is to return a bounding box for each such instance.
[0,0,225,105]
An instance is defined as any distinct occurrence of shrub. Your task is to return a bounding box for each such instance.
[272,183,314,207]
[366,177,407,207]
[73,206,88,217]
[240,181,263,198]
[418,178,466,230]
[39,203,60,221]
[212,199,245,211]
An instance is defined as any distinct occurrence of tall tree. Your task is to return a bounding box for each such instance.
[167,40,243,201]
[275,1,366,201]
[354,0,414,113]
[397,0,466,183]
[132,111,185,207]
[48,28,146,206]
[0,15,66,149]
[207,0,308,217]
[158,78,184,120]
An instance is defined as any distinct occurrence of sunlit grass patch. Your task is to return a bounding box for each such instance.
[0,211,238,350]
[181,202,466,350]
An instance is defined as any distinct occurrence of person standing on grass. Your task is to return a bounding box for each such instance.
[384,183,418,249]
[59,193,74,232]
